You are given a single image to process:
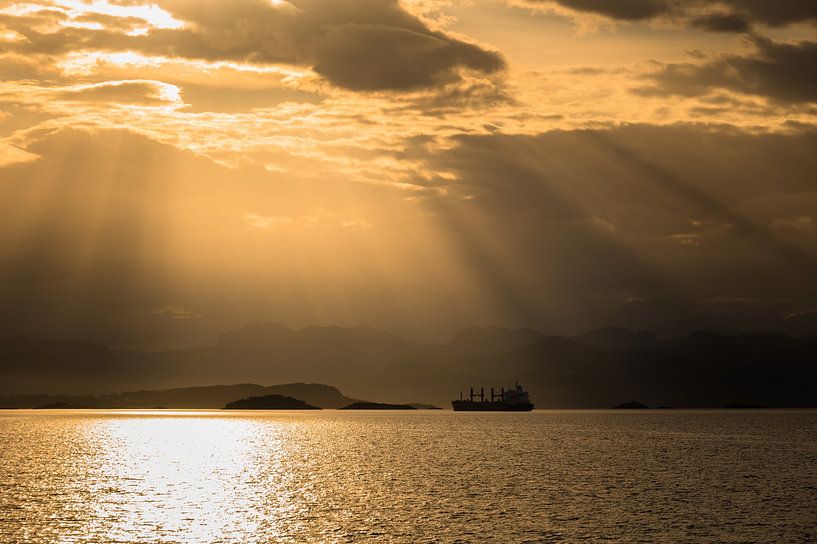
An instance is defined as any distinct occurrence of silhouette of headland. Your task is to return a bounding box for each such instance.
[612,401,650,409]
[224,395,320,410]
[1,383,357,409]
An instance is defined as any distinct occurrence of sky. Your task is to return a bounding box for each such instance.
[0,0,816,348]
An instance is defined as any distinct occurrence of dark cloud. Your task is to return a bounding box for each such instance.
[540,0,817,31]
[720,0,817,27]
[308,24,503,91]
[688,13,751,33]
[1,0,504,92]
[548,0,673,20]
[394,78,514,117]
[641,37,817,104]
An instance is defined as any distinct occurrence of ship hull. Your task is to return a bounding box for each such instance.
[451,400,534,412]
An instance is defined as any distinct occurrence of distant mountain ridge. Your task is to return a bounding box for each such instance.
[1,323,816,408]
[0,383,359,409]
[572,326,660,351]
[449,327,547,357]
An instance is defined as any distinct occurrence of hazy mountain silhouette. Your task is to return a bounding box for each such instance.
[0,383,358,409]
[1,323,816,408]
[4,344,135,394]
[484,330,817,408]
[448,327,547,357]
[217,322,295,350]
[669,330,795,359]
[572,326,660,351]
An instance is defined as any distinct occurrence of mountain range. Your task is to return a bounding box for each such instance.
[1,323,816,408]
[0,383,358,410]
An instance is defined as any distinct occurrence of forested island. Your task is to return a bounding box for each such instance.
[224,394,320,410]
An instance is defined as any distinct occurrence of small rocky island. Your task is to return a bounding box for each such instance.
[224,394,320,410]
[611,401,651,409]
[341,402,417,410]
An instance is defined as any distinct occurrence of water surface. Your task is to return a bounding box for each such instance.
[1,410,815,543]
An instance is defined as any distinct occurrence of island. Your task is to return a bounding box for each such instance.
[611,401,651,409]
[340,402,417,410]
[223,395,320,410]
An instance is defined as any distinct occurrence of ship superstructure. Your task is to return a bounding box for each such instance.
[451,383,534,411]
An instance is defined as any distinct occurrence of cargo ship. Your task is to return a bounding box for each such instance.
[452,383,534,411]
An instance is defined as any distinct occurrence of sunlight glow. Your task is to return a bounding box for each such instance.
[0,0,815,350]
[0,30,25,42]
[0,141,40,168]
[55,0,186,29]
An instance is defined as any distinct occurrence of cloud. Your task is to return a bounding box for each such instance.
[2,0,817,345]
[340,219,371,230]
[641,36,817,104]
[152,305,203,319]
[543,0,673,21]
[307,23,503,91]
[179,82,322,113]
[722,0,817,27]
[71,12,156,33]
[530,0,817,31]
[400,76,514,116]
[0,140,39,167]
[244,211,372,231]
[244,212,297,230]
[688,13,751,33]
[785,307,817,320]
[56,80,182,105]
[0,79,183,117]
[1,0,505,92]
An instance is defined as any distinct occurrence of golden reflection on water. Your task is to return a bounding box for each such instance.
[5,411,323,543]
[2,410,817,543]
[85,414,270,541]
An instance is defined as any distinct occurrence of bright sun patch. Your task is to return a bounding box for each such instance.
[54,0,186,29]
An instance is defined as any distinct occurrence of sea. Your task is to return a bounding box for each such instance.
[1,410,815,543]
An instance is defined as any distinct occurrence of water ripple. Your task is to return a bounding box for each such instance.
[1,410,815,543]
